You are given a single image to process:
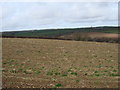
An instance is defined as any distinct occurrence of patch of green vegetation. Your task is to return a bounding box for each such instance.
[47,71,53,75]
[67,69,72,72]
[110,66,114,68]
[112,70,117,72]
[96,65,102,68]
[92,72,104,76]
[52,83,62,88]
[23,71,29,74]
[110,73,119,76]
[54,72,60,75]
[9,59,15,62]
[34,70,41,74]
[3,62,7,65]
[42,67,45,69]
[95,74,100,76]
[20,63,24,66]
[18,68,23,72]
[104,70,108,72]
[2,70,7,72]
[55,83,62,87]
[92,69,119,77]
[39,67,45,70]
[84,65,88,67]
[10,64,15,66]
[76,80,80,83]
[71,72,77,76]
[94,71,98,73]
[10,69,17,73]
[3,59,15,65]
[61,74,67,77]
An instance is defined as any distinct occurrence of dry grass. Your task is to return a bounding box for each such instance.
[2,38,119,88]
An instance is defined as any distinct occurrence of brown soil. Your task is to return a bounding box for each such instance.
[85,32,119,38]
[59,32,119,40]
[2,38,119,88]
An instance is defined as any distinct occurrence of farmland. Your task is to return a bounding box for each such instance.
[2,26,119,43]
[2,38,119,88]
[2,27,119,38]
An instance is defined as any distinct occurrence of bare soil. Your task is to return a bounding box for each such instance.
[84,32,119,38]
[59,32,119,40]
[2,38,119,88]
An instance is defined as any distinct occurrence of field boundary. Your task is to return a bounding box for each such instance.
[2,36,119,43]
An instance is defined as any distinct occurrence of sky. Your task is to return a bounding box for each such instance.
[0,2,118,32]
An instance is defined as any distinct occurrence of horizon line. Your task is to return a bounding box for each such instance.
[1,25,119,32]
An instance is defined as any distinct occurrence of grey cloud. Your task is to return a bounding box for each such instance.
[1,2,118,31]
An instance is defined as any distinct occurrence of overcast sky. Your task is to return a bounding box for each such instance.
[0,2,118,31]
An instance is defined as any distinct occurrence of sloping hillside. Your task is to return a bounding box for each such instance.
[2,26,119,37]
[2,26,119,43]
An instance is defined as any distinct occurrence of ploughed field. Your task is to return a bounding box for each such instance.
[2,38,119,88]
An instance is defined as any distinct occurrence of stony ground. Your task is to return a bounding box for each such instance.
[2,38,119,88]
